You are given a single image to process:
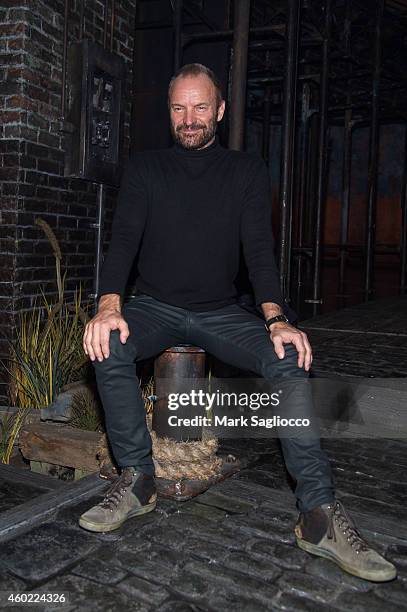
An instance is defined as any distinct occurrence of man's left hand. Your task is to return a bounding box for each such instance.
[267,322,313,371]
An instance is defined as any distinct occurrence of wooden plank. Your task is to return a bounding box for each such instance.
[0,473,109,543]
[206,376,407,439]
[312,377,407,439]
[19,423,102,471]
[0,463,66,490]
[299,296,407,334]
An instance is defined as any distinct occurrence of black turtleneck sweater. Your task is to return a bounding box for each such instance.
[98,136,284,311]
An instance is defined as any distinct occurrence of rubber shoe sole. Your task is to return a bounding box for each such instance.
[78,499,157,533]
[296,536,397,582]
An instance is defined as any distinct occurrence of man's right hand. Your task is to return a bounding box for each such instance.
[83,294,129,362]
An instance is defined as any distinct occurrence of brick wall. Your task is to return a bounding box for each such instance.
[0,0,136,406]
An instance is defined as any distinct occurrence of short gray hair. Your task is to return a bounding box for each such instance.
[168,63,223,108]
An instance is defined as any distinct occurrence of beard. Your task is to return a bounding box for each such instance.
[171,113,218,150]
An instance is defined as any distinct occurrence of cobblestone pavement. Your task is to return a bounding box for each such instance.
[0,436,406,612]
[1,298,406,611]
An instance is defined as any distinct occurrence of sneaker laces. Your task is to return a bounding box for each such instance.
[99,467,135,511]
[326,500,370,554]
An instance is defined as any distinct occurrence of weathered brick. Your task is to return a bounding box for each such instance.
[334,589,400,612]
[277,571,340,604]
[1,523,99,582]
[0,0,134,406]
[182,559,279,605]
[116,574,170,606]
[248,540,307,571]
[305,557,372,592]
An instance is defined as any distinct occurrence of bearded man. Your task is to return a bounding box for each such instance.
[80,63,396,583]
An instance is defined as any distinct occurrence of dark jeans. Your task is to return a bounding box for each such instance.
[92,293,335,512]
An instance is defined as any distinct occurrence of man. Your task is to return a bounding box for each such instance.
[80,63,396,583]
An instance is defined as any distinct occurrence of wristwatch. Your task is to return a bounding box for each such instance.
[264,314,289,332]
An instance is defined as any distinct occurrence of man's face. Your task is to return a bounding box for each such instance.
[169,74,225,150]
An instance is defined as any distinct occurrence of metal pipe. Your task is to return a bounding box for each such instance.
[79,0,85,40]
[103,0,109,49]
[305,112,319,249]
[337,0,353,306]
[311,0,332,316]
[262,87,272,164]
[295,83,311,316]
[94,0,118,318]
[248,73,319,85]
[248,39,321,51]
[364,0,384,301]
[182,24,285,47]
[173,0,183,72]
[93,184,106,316]
[130,0,140,155]
[61,0,69,119]
[294,243,400,252]
[338,109,353,306]
[400,125,407,294]
[228,0,251,151]
[278,0,300,299]
[110,0,115,53]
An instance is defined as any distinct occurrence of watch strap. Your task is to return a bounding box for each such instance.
[264,314,289,332]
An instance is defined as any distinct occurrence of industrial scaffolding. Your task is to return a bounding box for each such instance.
[135,0,407,316]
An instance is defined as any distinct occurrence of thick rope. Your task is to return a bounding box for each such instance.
[97,413,222,481]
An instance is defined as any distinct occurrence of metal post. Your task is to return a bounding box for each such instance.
[338,0,352,308]
[183,24,285,46]
[278,0,300,299]
[61,0,69,119]
[401,125,407,295]
[79,0,85,40]
[262,86,272,163]
[311,0,332,316]
[93,184,105,316]
[92,0,114,315]
[295,83,311,316]
[173,0,183,72]
[153,346,206,441]
[338,108,353,306]
[364,0,384,301]
[228,0,251,151]
[110,0,115,53]
[103,0,109,48]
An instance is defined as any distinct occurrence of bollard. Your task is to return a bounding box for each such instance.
[153,345,206,441]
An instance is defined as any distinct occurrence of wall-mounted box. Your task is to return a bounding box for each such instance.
[64,39,126,186]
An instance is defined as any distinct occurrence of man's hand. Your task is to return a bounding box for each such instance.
[83,294,129,362]
[268,321,313,371]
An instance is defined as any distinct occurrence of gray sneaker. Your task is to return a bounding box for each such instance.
[79,467,157,533]
[295,499,397,582]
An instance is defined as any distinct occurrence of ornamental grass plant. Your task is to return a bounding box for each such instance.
[68,388,104,432]
[0,218,90,464]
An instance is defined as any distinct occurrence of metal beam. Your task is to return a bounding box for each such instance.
[262,86,272,164]
[364,0,384,301]
[182,24,285,47]
[278,0,301,300]
[401,125,407,294]
[228,0,251,151]
[173,0,183,72]
[311,0,332,315]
